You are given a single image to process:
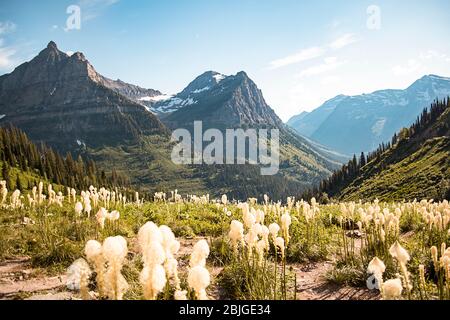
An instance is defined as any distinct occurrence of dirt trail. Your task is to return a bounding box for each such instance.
[0,237,380,300]
[0,258,71,300]
[293,262,379,300]
[178,238,379,300]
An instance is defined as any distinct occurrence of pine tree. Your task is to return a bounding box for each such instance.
[311,98,450,200]
[360,152,366,167]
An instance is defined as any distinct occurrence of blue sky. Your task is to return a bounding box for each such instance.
[1,0,450,121]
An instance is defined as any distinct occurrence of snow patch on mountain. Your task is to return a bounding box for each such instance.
[164,97,183,107]
[150,95,199,114]
[181,97,196,106]
[192,87,210,94]
[139,94,173,102]
[76,139,86,148]
[213,74,225,83]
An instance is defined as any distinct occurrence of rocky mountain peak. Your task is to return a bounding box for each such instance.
[70,51,87,62]
[408,74,450,91]
[35,40,68,64]
[0,41,168,153]
[236,70,249,78]
[178,70,226,98]
[161,70,283,129]
[47,41,58,50]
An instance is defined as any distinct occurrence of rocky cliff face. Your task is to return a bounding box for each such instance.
[161,71,283,130]
[0,41,167,153]
[98,77,162,102]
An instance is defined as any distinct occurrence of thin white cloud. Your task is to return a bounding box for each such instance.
[0,21,17,70]
[296,57,345,78]
[0,21,17,35]
[329,33,358,50]
[419,50,447,60]
[78,0,119,7]
[0,46,16,69]
[268,33,359,70]
[392,50,450,77]
[392,59,422,76]
[269,46,325,70]
[77,0,119,21]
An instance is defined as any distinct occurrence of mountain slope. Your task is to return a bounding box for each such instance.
[99,77,162,103]
[0,41,207,195]
[0,42,341,199]
[0,125,131,191]
[151,71,227,114]
[155,71,346,187]
[160,71,283,128]
[288,75,450,155]
[317,99,450,201]
[286,111,309,128]
[287,95,347,138]
[0,41,168,153]
[340,137,450,201]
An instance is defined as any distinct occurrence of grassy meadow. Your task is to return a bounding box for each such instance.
[0,183,449,300]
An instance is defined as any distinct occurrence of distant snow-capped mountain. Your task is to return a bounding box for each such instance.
[287,75,450,155]
[159,70,285,130]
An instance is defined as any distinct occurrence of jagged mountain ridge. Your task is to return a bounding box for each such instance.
[154,71,284,129]
[0,41,344,198]
[150,71,226,114]
[100,77,162,102]
[0,41,168,153]
[288,75,450,155]
[154,70,346,186]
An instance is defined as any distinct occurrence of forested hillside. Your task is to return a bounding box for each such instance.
[0,126,130,191]
[311,98,450,201]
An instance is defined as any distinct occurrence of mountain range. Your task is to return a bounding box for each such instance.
[316,98,450,201]
[0,41,167,153]
[288,75,450,155]
[0,41,343,199]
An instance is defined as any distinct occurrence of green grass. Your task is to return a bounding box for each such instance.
[1,189,450,300]
[0,161,65,193]
[341,137,450,201]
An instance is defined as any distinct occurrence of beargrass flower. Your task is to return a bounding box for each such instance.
[389,241,410,265]
[190,240,210,267]
[382,279,403,300]
[188,266,210,300]
[275,237,285,257]
[269,223,280,241]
